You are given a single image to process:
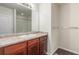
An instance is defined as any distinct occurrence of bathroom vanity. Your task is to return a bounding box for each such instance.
[0,32,48,55]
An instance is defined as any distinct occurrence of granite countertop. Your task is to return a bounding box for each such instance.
[0,32,47,48]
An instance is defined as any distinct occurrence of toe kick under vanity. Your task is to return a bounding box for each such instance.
[0,32,48,55]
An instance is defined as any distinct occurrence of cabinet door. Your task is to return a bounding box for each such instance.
[39,36,47,55]
[4,42,27,55]
[27,39,39,55]
[0,48,4,55]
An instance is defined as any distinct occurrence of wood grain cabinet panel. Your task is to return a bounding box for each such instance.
[4,42,27,55]
[27,39,40,55]
[0,48,4,55]
[39,35,47,55]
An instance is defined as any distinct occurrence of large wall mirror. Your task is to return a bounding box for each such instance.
[0,3,39,35]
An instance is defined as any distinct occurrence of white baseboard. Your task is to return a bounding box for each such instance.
[46,48,58,55]
[59,47,79,55]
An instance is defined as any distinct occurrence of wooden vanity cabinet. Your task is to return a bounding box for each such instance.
[4,42,27,55]
[39,36,47,55]
[0,35,47,55]
[27,38,39,55]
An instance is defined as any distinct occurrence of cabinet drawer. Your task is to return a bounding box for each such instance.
[4,42,26,55]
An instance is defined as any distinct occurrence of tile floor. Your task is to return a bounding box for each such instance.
[53,48,77,55]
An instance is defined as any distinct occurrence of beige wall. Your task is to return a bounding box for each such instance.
[59,3,79,54]
[69,4,79,54]
[51,3,60,54]
[59,4,71,48]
